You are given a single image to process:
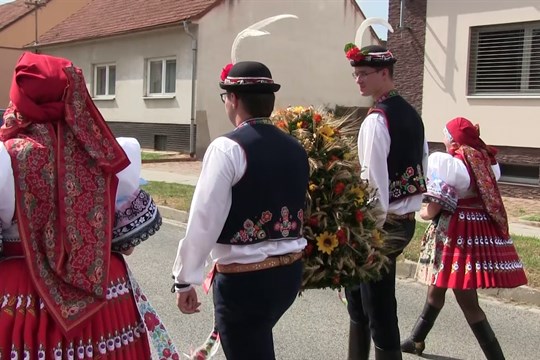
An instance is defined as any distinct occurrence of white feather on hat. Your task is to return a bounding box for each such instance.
[230,14,299,64]
[355,17,394,49]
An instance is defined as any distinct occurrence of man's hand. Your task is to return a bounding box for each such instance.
[121,247,135,256]
[176,288,201,314]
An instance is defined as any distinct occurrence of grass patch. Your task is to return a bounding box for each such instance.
[401,221,427,263]
[141,152,173,161]
[521,214,540,222]
[142,181,195,212]
[514,234,540,288]
[402,221,540,288]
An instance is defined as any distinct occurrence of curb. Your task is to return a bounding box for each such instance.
[397,259,540,308]
[158,206,540,308]
[516,219,540,228]
[142,158,197,164]
[158,205,189,223]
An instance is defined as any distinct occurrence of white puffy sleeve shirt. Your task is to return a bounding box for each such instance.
[357,112,429,226]
[172,136,307,290]
[426,151,501,199]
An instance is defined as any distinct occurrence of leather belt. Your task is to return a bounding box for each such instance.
[386,212,416,221]
[216,252,303,274]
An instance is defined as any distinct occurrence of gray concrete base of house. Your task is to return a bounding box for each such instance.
[158,205,540,308]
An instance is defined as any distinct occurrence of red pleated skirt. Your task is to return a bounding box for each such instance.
[0,242,151,359]
[420,198,527,289]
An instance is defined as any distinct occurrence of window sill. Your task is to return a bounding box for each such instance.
[467,95,540,100]
[143,95,176,100]
[92,96,116,101]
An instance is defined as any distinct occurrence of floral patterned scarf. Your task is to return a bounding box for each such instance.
[456,145,509,238]
[0,53,130,335]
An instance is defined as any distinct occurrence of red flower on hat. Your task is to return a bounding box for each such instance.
[344,43,365,62]
[220,63,234,81]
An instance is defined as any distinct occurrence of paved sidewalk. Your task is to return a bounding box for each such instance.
[141,168,199,186]
[142,166,540,307]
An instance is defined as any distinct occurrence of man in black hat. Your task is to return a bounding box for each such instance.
[343,44,428,359]
[172,61,309,360]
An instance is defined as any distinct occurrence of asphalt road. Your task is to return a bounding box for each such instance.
[126,221,540,360]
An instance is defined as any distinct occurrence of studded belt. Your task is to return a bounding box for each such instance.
[216,252,303,274]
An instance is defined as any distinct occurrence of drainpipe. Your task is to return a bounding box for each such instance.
[399,0,408,30]
[182,20,197,158]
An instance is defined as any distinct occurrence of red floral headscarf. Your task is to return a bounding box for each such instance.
[445,117,509,238]
[0,52,130,335]
[445,117,498,165]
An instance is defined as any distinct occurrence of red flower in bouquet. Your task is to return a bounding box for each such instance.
[276,120,287,129]
[313,113,322,124]
[308,215,319,227]
[355,210,364,223]
[334,181,346,195]
[296,120,308,129]
[336,228,347,245]
[220,63,234,81]
[305,243,314,256]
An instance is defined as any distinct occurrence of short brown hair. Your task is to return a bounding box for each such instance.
[235,92,275,118]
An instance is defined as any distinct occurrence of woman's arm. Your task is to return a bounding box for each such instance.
[420,202,442,220]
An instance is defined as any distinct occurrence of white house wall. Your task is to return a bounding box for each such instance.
[196,0,377,140]
[422,1,540,148]
[44,28,193,126]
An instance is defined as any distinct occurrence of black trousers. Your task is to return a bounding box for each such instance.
[345,219,416,351]
[213,259,303,360]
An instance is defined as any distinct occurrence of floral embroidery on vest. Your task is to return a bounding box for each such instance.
[273,206,298,237]
[231,210,273,244]
[389,164,427,202]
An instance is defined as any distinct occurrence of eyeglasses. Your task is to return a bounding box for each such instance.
[351,70,381,80]
[220,92,228,103]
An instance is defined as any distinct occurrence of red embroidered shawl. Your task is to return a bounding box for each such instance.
[0,53,130,335]
[455,146,509,239]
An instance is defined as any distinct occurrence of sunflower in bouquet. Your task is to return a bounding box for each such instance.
[270,106,389,290]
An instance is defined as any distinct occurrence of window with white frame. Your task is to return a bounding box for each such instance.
[147,58,176,96]
[94,64,116,97]
[468,21,540,95]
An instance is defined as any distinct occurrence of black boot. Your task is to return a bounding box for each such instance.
[348,320,371,360]
[400,303,441,355]
[374,346,403,360]
[470,318,505,360]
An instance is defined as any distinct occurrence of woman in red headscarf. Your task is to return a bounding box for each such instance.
[400,117,527,359]
[0,53,171,359]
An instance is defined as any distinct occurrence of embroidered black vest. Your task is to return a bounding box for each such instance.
[369,95,426,203]
[217,121,309,245]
